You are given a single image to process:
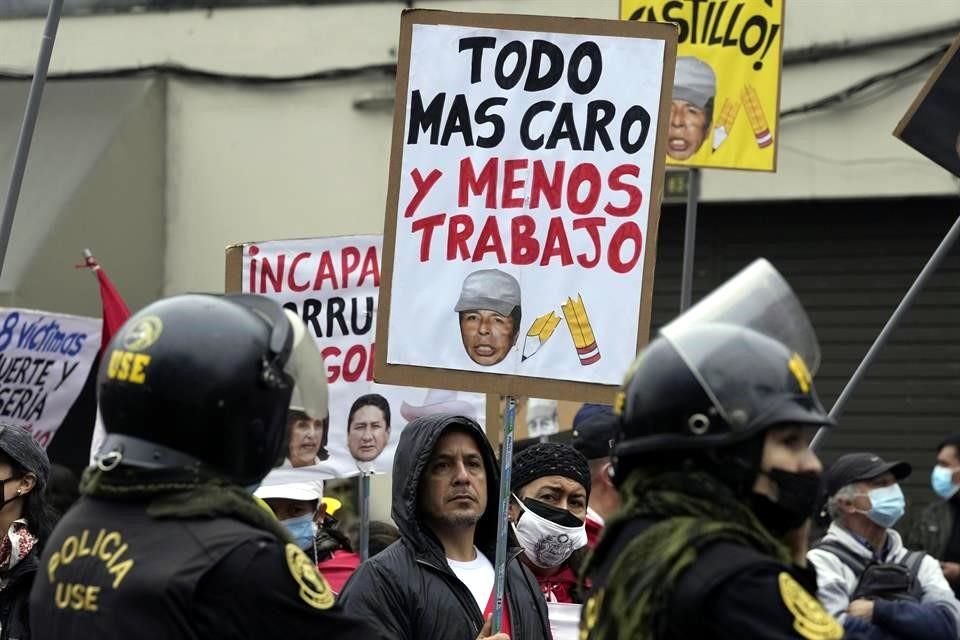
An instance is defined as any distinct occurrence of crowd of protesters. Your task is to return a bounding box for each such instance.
[0,291,955,640]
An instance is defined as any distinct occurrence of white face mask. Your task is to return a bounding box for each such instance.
[511,494,588,568]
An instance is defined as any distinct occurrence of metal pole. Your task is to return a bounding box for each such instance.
[359,472,370,562]
[0,0,65,277]
[491,396,517,634]
[679,168,702,311]
[811,213,960,451]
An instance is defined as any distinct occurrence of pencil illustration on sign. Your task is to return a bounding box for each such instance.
[742,84,773,149]
[522,311,562,362]
[561,295,601,366]
[712,98,740,152]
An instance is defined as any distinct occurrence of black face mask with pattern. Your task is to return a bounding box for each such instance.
[750,468,822,538]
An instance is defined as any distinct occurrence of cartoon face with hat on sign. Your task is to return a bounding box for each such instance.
[454,269,522,366]
[669,56,716,161]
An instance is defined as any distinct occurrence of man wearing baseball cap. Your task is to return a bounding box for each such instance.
[454,269,522,367]
[570,404,621,547]
[668,56,716,161]
[808,452,960,639]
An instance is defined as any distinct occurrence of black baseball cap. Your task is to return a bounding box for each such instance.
[571,404,619,461]
[825,452,911,497]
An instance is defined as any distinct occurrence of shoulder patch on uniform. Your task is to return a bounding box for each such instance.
[777,572,842,640]
[284,543,334,610]
[579,589,603,640]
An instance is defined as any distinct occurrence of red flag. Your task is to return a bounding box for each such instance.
[79,249,130,351]
[80,250,132,463]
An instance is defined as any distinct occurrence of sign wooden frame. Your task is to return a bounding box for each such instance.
[225,243,243,293]
[374,9,677,404]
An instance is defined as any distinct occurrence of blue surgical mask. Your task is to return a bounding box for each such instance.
[858,484,906,529]
[932,466,960,499]
[281,513,318,551]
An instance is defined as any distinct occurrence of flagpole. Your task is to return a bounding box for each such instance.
[810,213,960,451]
[0,0,65,277]
[491,395,517,634]
[79,249,132,464]
[359,472,371,562]
[679,168,701,311]
[82,249,98,270]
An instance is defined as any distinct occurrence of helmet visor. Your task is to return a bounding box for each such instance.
[662,259,820,373]
[282,309,329,422]
[660,259,826,429]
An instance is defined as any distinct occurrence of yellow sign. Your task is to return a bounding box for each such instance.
[621,0,784,171]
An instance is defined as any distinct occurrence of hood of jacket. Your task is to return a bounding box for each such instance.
[392,414,501,562]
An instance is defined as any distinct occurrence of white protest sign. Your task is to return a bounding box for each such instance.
[240,235,485,481]
[0,308,101,447]
[548,602,583,640]
[377,11,676,401]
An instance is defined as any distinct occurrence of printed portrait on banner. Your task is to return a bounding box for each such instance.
[241,235,484,480]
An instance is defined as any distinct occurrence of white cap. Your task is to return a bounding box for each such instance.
[400,389,478,422]
[254,481,322,502]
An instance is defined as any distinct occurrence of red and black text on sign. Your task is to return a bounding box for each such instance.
[404,157,645,274]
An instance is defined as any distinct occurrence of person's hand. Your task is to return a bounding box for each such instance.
[847,599,875,621]
[476,614,510,640]
[941,561,960,583]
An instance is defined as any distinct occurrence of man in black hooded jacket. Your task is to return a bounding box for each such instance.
[338,414,550,640]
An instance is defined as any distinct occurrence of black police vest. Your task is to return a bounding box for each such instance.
[30,495,275,639]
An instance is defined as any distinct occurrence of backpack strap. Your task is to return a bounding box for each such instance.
[814,539,870,578]
[900,550,925,577]
[901,550,927,600]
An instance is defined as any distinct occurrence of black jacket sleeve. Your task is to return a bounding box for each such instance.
[338,558,413,640]
[674,561,844,640]
[191,539,385,639]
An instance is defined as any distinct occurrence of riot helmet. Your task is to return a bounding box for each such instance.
[96,294,327,486]
[613,260,833,482]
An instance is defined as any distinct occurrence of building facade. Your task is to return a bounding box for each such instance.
[0,0,957,523]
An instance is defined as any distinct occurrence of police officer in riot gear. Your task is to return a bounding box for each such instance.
[29,294,381,639]
[580,260,848,640]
